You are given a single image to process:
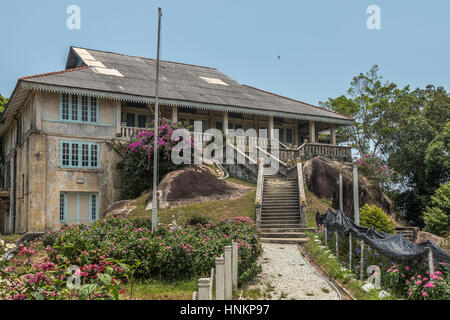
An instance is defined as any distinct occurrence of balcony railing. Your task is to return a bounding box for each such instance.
[119,126,352,162]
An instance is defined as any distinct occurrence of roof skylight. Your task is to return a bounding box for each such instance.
[199,76,229,86]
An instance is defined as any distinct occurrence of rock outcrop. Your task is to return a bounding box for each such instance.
[303,156,393,219]
[146,165,254,210]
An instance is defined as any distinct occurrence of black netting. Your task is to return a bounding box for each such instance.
[316,209,450,265]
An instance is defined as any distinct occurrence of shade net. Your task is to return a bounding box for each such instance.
[316,209,450,265]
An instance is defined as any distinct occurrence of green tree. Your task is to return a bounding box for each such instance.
[376,86,450,226]
[320,65,398,155]
[423,181,450,236]
[0,94,8,113]
[425,122,450,185]
[322,65,450,227]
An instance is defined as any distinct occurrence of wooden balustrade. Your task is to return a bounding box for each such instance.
[119,127,352,162]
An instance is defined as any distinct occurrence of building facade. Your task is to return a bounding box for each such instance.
[0,47,354,233]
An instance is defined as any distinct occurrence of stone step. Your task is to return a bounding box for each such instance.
[261,205,300,209]
[261,209,300,214]
[261,227,304,232]
[261,232,307,239]
[262,195,299,199]
[261,220,302,226]
[261,217,300,221]
[260,238,308,244]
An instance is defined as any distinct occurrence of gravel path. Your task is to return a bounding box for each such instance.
[242,243,340,300]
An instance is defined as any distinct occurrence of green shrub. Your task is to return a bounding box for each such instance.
[360,204,395,233]
[423,181,450,236]
[186,214,209,226]
[42,217,262,284]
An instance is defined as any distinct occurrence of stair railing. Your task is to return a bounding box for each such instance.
[296,159,308,228]
[255,158,264,228]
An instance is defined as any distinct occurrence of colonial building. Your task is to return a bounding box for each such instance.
[0,47,354,233]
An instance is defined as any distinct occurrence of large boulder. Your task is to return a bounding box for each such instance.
[146,165,254,210]
[303,157,393,219]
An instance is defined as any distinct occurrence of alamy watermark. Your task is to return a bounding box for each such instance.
[66,5,81,30]
[170,121,282,175]
[366,5,381,30]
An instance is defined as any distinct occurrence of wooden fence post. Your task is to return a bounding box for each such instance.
[224,246,232,300]
[232,241,238,288]
[215,255,225,300]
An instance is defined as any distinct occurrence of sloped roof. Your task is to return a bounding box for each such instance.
[2,47,354,127]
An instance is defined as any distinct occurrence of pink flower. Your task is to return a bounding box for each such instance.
[422,292,428,297]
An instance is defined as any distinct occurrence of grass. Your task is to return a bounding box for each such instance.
[305,189,332,229]
[0,234,22,244]
[129,177,256,225]
[302,189,396,300]
[125,279,197,300]
[303,231,392,300]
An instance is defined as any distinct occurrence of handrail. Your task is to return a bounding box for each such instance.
[255,158,264,228]
[226,143,258,165]
[255,145,288,167]
[297,161,307,228]
[271,137,290,150]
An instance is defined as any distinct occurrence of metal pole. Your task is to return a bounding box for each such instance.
[348,233,352,270]
[360,242,364,281]
[339,172,343,211]
[152,7,162,232]
[353,165,360,226]
[335,231,338,259]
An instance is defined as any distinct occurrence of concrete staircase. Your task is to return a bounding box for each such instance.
[260,176,308,244]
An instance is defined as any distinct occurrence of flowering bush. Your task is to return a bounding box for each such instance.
[0,244,129,300]
[43,217,262,284]
[117,118,192,198]
[354,153,390,187]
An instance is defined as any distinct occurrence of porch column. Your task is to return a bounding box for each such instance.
[294,119,299,146]
[171,105,178,123]
[209,111,215,129]
[223,111,229,134]
[268,116,274,140]
[309,120,316,143]
[115,100,121,136]
[330,124,337,145]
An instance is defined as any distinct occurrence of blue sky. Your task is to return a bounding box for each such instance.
[1,0,449,105]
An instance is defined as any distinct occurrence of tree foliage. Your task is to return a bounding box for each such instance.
[0,94,8,113]
[322,65,450,227]
[423,181,450,237]
[360,204,396,233]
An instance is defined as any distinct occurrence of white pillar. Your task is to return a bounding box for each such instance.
[215,256,225,300]
[198,278,212,300]
[294,119,299,146]
[232,241,238,288]
[115,100,122,136]
[309,120,316,143]
[224,246,232,300]
[330,124,337,145]
[209,111,215,129]
[223,111,229,135]
[171,105,178,123]
[268,116,274,140]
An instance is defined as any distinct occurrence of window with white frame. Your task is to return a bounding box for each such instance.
[61,141,100,169]
[60,94,98,123]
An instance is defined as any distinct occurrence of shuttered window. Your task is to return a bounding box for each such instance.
[60,141,100,169]
[60,94,98,123]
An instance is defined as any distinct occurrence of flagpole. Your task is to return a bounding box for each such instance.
[152,7,162,232]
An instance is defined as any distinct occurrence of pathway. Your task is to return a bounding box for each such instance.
[242,243,340,300]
